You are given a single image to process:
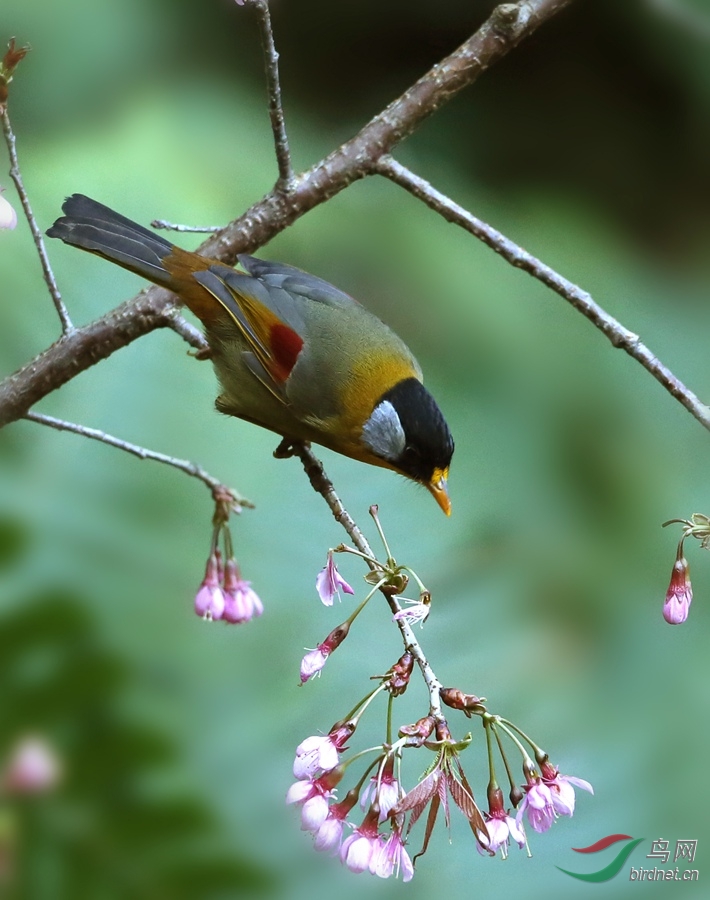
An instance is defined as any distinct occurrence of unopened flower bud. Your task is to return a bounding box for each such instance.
[434,720,452,743]
[509,784,524,807]
[0,39,30,104]
[1,39,30,79]
[440,687,485,718]
[385,651,414,696]
[398,715,436,743]
[487,784,506,814]
[327,719,356,751]
[663,548,692,624]
[522,758,537,783]
[379,571,409,596]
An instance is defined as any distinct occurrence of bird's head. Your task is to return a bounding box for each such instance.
[361,377,454,515]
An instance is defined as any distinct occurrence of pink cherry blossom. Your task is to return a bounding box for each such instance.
[477,811,526,858]
[478,786,527,857]
[285,778,315,806]
[516,778,556,833]
[293,723,354,779]
[360,757,401,820]
[517,766,593,833]
[300,646,329,683]
[316,551,354,606]
[285,777,336,833]
[314,815,345,852]
[371,828,414,881]
[222,558,263,624]
[293,735,340,779]
[340,808,383,874]
[541,764,594,817]
[392,597,429,626]
[313,791,358,853]
[340,833,381,873]
[300,622,350,683]
[194,552,225,620]
[301,793,330,832]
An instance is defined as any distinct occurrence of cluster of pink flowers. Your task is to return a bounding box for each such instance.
[290,537,594,878]
[287,718,594,877]
[194,550,262,624]
[286,728,413,881]
[475,764,592,860]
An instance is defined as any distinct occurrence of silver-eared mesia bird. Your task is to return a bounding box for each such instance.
[48,195,454,513]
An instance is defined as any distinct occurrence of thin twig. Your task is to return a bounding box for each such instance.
[25,411,252,510]
[288,441,444,719]
[1,106,74,334]
[249,0,295,191]
[376,155,710,431]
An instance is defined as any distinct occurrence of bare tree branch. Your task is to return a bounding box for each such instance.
[0,0,573,429]
[376,155,710,431]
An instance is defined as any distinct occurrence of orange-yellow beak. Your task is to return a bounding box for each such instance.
[427,467,451,516]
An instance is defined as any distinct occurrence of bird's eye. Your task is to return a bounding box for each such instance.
[401,445,421,464]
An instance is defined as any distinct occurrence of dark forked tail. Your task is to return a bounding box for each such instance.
[47,194,176,287]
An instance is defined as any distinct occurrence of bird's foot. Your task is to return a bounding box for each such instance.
[273,438,310,459]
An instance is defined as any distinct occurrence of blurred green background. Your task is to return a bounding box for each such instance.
[1,0,709,897]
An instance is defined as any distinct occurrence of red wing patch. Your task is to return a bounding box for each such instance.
[269,323,303,383]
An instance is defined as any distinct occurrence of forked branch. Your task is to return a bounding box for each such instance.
[0,0,573,429]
